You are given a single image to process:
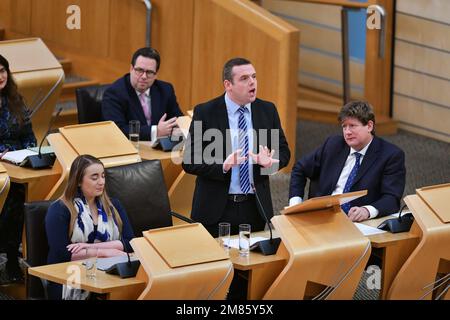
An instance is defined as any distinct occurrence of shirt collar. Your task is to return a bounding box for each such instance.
[135,88,150,98]
[225,93,250,114]
[350,138,373,157]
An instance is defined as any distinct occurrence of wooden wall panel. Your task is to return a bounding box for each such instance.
[393,95,450,143]
[395,41,450,81]
[0,0,12,30]
[393,0,450,142]
[397,0,450,24]
[192,0,299,168]
[109,0,146,63]
[31,0,110,57]
[11,0,31,35]
[149,0,194,111]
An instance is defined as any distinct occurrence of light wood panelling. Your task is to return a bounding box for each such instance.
[396,13,450,52]
[109,0,146,62]
[300,50,365,89]
[393,95,450,143]
[147,0,195,111]
[395,40,450,81]
[192,0,299,169]
[296,23,341,54]
[397,0,450,24]
[393,2,450,143]
[262,0,341,28]
[0,0,11,29]
[394,67,450,109]
[299,74,364,100]
[31,0,110,58]
[11,0,31,35]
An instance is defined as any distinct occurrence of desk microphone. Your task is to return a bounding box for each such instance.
[377,204,414,233]
[105,238,140,278]
[250,183,281,255]
[25,107,63,169]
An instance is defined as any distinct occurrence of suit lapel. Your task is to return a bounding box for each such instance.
[352,136,380,187]
[215,95,231,160]
[328,143,350,194]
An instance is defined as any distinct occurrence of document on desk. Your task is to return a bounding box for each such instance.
[225,237,269,249]
[354,222,387,236]
[91,255,139,271]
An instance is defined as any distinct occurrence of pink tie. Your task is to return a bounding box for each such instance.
[139,93,151,125]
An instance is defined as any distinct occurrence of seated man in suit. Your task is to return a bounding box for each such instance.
[289,101,406,222]
[102,47,183,141]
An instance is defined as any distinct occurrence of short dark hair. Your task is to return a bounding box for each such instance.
[131,47,161,72]
[338,101,376,134]
[222,57,252,83]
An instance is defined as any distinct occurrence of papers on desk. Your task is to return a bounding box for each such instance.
[1,149,37,165]
[224,236,269,249]
[354,222,387,236]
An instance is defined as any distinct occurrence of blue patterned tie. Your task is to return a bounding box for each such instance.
[341,152,362,213]
[238,106,251,194]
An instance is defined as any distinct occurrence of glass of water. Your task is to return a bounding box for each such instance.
[239,224,251,257]
[218,222,231,251]
[129,120,140,149]
[85,247,98,280]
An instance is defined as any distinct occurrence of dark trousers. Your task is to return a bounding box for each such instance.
[0,182,25,273]
[204,195,266,238]
[204,195,266,300]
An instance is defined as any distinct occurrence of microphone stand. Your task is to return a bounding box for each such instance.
[251,183,281,255]
[25,107,63,169]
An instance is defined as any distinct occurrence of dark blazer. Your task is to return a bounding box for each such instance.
[289,135,406,217]
[101,74,183,140]
[182,94,290,226]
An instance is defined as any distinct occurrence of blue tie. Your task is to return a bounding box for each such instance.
[238,106,250,194]
[341,152,362,213]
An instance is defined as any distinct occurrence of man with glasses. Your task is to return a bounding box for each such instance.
[102,47,183,141]
[289,101,406,221]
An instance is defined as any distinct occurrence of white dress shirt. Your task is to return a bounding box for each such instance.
[289,139,379,219]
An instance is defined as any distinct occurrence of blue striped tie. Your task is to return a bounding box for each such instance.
[341,152,362,214]
[238,106,251,194]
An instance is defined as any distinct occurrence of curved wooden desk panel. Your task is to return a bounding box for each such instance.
[265,208,371,299]
[131,236,233,300]
[388,192,450,300]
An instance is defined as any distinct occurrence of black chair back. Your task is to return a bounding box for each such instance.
[24,200,52,300]
[105,160,173,237]
[75,84,110,124]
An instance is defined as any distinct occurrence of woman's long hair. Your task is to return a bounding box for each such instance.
[60,154,123,237]
[0,54,26,126]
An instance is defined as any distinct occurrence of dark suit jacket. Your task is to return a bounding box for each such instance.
[289,135,406,217]
[101,74,183,140]
[182,94,290,226]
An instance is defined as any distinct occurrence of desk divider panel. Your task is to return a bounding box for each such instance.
[264,190,371,300]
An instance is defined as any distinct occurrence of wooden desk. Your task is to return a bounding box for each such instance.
[362,215,420,299]
[2,161,62,201]
[28,260,146,300]
[230,220,420,300]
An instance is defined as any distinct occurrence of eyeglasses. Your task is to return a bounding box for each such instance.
[133,67,157,78]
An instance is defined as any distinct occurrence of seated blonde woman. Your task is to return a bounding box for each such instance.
[45,154,134,299]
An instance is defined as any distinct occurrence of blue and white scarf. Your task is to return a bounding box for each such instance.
[70,196,120,244]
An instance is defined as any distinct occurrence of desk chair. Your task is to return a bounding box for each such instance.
[105,160,192,237]
[168,170,196,225]
[75,84,110,124]
[23,201,52,300]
